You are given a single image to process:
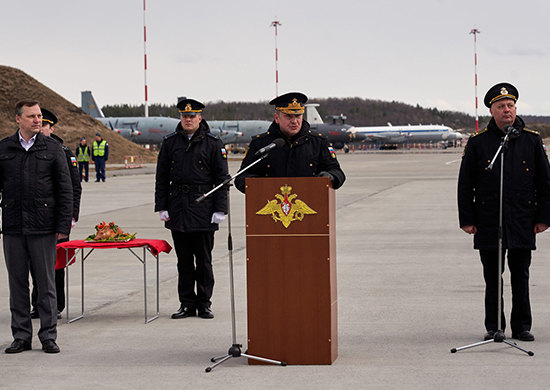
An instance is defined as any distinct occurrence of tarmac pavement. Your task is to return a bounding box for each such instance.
[2,149,550,389]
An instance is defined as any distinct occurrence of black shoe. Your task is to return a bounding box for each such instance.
[5,339,32,354]
[94,179,100,182]
[512,331,535,341]
[198,307,214,319]
[57,310,62,319]
[171,306,196,319]
[483,330,506,341]
[42,339,60,354]
[30,309,39,319]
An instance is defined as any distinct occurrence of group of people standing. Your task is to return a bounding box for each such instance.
[2,83,549,357]
[74,133,109,183]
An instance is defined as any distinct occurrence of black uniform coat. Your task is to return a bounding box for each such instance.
[235,120,346,193]
[52,133,82,222]
[457,116,550,250]
[154,120,228,232]
[0,131,73,236]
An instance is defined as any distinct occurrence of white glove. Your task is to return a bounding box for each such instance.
[211,212,225,224]
[71,218,76,228]
[159,210,170,221]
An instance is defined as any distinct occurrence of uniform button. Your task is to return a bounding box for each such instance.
[526,168,530,172]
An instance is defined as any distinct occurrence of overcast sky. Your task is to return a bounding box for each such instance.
[2,0,550,119]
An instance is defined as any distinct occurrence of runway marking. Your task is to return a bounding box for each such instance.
[446,158,461,165]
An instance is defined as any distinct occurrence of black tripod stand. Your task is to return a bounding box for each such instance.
[196,151,287,372]
[451,127,534,356]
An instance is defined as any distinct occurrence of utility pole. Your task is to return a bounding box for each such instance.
[143,0,149,117]
[470,27,480,132]
[271,18,281,97]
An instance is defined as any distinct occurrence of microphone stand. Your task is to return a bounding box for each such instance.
[196,152,287,372]
[451,129,534,356]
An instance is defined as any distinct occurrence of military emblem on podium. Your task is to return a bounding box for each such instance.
[255,185,317,228]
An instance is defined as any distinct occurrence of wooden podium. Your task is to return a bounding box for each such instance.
[245,177,337,365]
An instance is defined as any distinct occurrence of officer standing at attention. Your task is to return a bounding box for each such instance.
[458,83,550,342]
[235,92,345,193]
[76,137,90,182]
[154,98,228,319]
[30,108,82,320]
[1,99,73,354]
[91,132,108,182]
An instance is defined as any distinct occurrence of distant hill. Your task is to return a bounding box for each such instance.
[0,65,158,163]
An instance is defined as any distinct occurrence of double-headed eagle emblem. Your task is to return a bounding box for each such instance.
[256,185,317,228]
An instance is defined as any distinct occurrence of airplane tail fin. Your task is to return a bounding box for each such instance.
[304,104,324,124]
[81,91,105,118]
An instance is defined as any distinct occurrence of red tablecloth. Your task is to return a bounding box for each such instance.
[55,239,172,270]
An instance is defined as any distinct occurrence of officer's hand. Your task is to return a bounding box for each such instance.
[211,212,225,224]
[534,223,549,234]
[159,210,170,221]
[461,225,477,234]
[57,233,68,240]
[318,171,334,183]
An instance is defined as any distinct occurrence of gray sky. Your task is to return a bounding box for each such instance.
[2,0,550,118]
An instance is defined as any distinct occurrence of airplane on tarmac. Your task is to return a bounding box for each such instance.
[81,91,244,145]
[304,104,364,151]
[81,91,365,149]
[349,122,464,148]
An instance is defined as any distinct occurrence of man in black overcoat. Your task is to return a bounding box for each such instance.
[155,98,228,319]
[458,83,550,342]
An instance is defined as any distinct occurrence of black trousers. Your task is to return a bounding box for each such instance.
[171,230,215,310]
[479,248,532,334]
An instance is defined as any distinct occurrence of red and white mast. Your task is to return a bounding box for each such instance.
[271,18,281,97]
[470,27,480,132]
[143,0,149,117]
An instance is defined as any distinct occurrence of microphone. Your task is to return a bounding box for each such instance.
[504,126,520,137]
[254,138,285,156]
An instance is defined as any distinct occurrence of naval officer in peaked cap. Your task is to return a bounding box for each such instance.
[235,91,345,193]
[155,98,228,320]
[458,82,550,342]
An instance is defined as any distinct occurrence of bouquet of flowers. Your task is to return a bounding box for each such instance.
[85,221,136,242]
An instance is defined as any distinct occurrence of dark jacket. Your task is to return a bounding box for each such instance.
[235,120,346,193]
[0,131,73,236]
[154,120,228,232]
[457,116,550,250]
[52,133,82,222]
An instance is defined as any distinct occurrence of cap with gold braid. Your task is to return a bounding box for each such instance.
[177,98,205,116]
[41,108,58,126]
[484,82,519,108]
[269,92,308,115]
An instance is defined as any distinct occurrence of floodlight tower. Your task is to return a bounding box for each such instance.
[271,18,282,97]
[470,27,480,132]
[143,0,149,117]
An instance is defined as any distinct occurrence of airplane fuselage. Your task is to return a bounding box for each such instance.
[352,124,463,144]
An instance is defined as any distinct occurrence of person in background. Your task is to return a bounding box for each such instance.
[91,132,108,182]
[76,137,90,182]
[29,108,81,320]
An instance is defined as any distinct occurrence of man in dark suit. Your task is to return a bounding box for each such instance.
[1,100,73,354]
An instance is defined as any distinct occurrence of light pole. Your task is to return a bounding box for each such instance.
[143,0,149,117]
[271,18,281,97]
[470,27,480,132]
